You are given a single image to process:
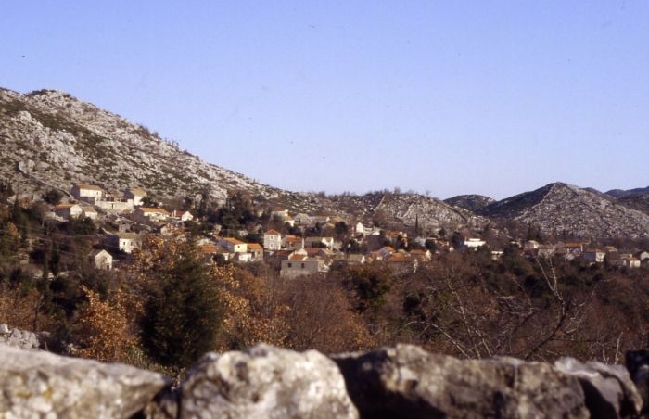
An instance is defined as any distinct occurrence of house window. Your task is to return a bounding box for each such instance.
[301,263,305,269]
[287,263,292,268]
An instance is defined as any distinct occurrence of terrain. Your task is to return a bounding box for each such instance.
[1,86,648,238]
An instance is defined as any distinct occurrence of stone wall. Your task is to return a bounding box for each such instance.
[0,341,647,418]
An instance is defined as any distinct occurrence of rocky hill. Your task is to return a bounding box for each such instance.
[0,88,296,205]
[443,194,496,212]
[478,182,649,239]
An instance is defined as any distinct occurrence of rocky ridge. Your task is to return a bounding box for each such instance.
[1,341,647,418]
[479,183,649,239]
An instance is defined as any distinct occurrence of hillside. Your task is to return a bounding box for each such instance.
[0,88,296,205]
[326,192,487,232]
[443,194,496,212]
[479,182,649,239]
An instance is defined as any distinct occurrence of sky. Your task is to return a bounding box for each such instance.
[1,1,647,200]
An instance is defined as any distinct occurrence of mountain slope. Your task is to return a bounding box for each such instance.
[443,195,496,213]
[479,183,649,238]
[0,88,293,203]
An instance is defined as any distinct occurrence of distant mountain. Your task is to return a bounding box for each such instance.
[478,183,649,239]
[605,186,649,198]
[444,195,496,213]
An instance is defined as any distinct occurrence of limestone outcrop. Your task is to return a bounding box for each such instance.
[0,345,169,418]
[0,342,645,418]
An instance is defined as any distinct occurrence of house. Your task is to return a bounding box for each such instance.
[171,209,194,222]
[556,242,583,257]
[123,188,147,206]
[355,222,365,235]
[464,238,486,249]
[490,250,504,260]
[386,250,417,272]
[293,213,312,225]
[304,236,335,249]
[88,249,112,271]
[105,232,140,254]
[283,235,303,250]
[71,184,104,204]
[79,205,98,220]
[609,253,641,268]
[263,229,283,250]
[134,207,171,223]
[54,204,84,219]
[280,249,328,278]
[271,208,289,220]
[218,237,248,253]
[247,243,263,261]
[582,249,606,263]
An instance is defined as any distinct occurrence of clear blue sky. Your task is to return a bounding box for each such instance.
[2,1,647,200]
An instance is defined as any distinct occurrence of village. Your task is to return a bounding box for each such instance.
[46,183,649,279]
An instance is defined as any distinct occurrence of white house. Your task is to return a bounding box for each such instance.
[105,233,140,254]
[218,237,248,253]
[79,205,98,220]
[123,188,147,206]
[71,184,104,204]
[171,210,194,222]
[54,204,84,220]
[88,249,112,271]
[134,207,170,223]
[464,238,486,249]
[263,229,283,250]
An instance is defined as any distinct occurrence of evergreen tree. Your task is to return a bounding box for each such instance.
[134,235,224,369]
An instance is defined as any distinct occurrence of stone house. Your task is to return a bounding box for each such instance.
[263,230,282,250]
[247,243,263,261]
[304,236,335,249]
[582,249,606,263]
[134,207,170,223]
[88,249,112,271]
[79,205,98,220]
[283,235,303,251]
[280,250,328,278]
[54,204,83,220]
[71,184,104,204]
[123,188,147,207]
[105,232,140,254]
[171,210,194,222]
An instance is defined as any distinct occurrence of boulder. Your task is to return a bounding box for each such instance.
[0,345,169,418]
[332,344,590,418]
[555,357,643,418]
[0,324,41,350]
[179,344,358,419]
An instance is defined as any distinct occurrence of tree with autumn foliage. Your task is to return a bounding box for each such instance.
[72,286,135,362]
